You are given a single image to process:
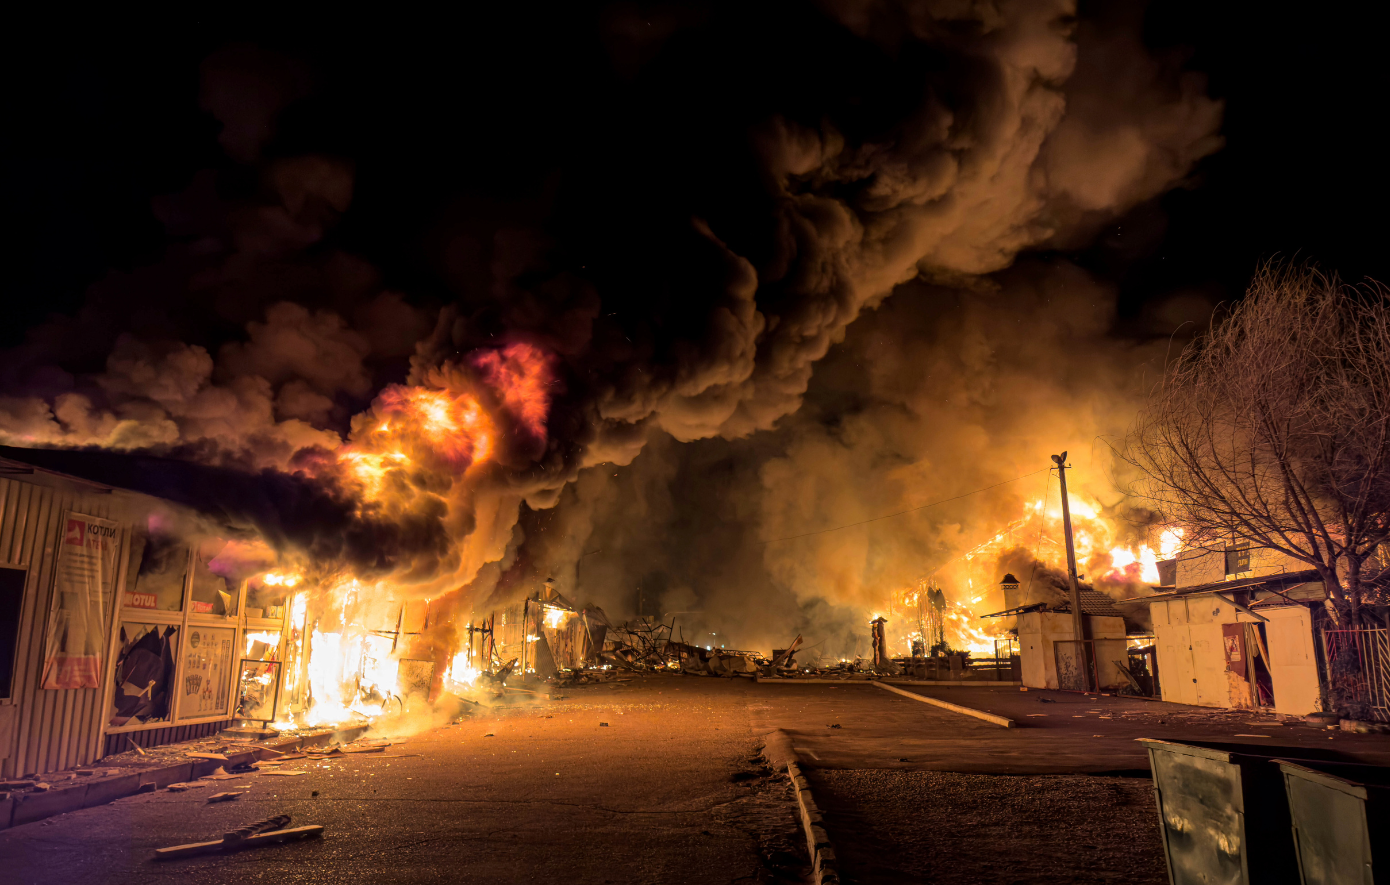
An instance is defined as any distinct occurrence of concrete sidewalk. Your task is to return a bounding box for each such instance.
[748,681,1390,773]
[0,724,369,831]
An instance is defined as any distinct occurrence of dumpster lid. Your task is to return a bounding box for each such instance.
[1276,759,1390,799]
[1138,738,1359,765]
[1138,738,1241,764]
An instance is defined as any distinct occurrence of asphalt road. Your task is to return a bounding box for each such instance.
[4,676,1388,884]
[0,677,807,885]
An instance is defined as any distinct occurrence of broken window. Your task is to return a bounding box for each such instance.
[109,623,178,727]
[189,538,239,617]
[126,529,187,612]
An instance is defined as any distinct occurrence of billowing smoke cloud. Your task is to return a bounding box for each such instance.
[549,260,1177,654]
[0,2,1222,615]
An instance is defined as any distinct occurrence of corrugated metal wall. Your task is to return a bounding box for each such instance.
[102,720,228,757]
[0,475,123,778]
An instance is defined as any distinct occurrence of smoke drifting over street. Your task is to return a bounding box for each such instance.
[0,2,1222,640]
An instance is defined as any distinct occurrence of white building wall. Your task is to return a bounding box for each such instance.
[1153,596,1226,706]
[1262,606,1322,716]
[1153,595,1320,713]
[1018,612,1127,690]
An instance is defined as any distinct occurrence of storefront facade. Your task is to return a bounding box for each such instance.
[0,456,287,777]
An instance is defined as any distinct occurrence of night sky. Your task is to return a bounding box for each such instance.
[9,5,1388,353]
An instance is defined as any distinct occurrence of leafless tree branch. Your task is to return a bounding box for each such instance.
[1122,261,1390,623]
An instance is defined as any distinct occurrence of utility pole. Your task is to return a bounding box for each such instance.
[1051,451,1091,690]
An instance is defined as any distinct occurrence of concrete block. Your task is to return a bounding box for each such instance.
[225,751,258,769]
[11,783,89,827]
[140,762,192,789]
[82,773,140,808]
[189,759,226,779]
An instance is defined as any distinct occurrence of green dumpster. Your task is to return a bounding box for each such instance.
[1277,760,1390,885]
[1140,739,1356,885]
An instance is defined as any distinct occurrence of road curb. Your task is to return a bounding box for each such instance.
[872,680,1016,728]
[0,723,369,831]
[756,676,1020,686]
[762,729,840,885]
[880,678,1022,688]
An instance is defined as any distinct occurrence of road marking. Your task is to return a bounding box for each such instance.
[873,681,1016,728]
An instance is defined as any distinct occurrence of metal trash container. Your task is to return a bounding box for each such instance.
[1140,739,1355,885]
[1277,760,1390,885]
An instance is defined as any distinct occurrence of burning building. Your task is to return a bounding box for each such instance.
[867,487,1181,663]
[0,438,618,781]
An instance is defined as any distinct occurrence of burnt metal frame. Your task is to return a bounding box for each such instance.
[236,658,283,723]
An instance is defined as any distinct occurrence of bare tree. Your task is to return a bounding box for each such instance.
[1125,263,1390,624]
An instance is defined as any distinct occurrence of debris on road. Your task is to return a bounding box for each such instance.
[207,791,246,803]
[259,770,306,777]
[166,782,206,792]
[154,814,323,860]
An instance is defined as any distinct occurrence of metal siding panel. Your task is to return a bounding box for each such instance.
[7,481,52,776]
[1,477,23,562]
[0,479,14,559]
[23,486,63,775]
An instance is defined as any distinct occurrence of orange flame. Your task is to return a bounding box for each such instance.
[472,342,553,442]
[333,342,555,502]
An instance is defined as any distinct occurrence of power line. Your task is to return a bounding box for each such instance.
[758,467,1054,545]
[1022,469,1055,602]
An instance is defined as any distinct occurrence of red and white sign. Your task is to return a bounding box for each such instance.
[126,591,157,609]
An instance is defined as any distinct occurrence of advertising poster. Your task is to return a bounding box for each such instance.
[42,513,122,689]
[180,626,235,718]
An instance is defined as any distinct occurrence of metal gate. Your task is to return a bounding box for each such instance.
[1053,639,1097,692]
[1320,628,1390,722]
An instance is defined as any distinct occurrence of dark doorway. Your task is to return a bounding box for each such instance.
[0,566,27,698]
